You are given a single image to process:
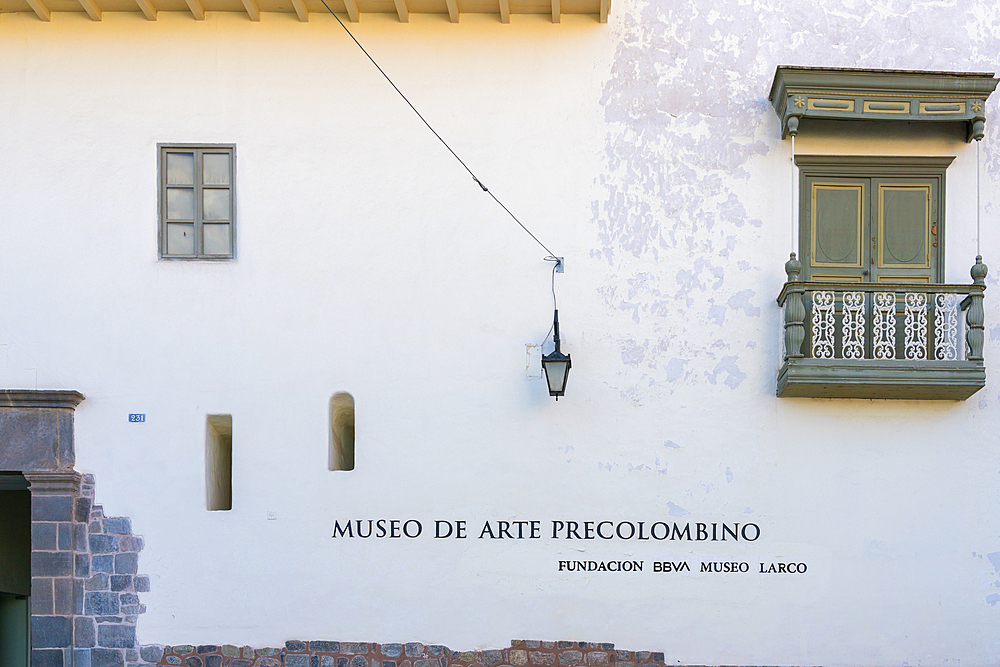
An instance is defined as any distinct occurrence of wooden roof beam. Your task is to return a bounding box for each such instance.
[78,0,102,20]
[498,0,508,22]
[290,0,308,21]
[135,0,157,20]
[185,0,205,19]
[599,0,607,22]
[240,0,259,20]
[392,0,408,21]
[25,0,50,21]
[550,0,559,22]
[445,0,458,22]
[342,0,358,21]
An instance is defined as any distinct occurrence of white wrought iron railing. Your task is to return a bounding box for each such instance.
[776,255,987,363]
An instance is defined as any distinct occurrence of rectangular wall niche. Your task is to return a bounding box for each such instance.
[206,414,233,511]
[329,393,355,471]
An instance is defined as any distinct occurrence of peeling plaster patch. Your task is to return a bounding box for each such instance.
[743,507,753,514]
[725,467,734,483]
[666,502,689,517]
[664,358,687,382]
[987,552,1000,573]
[662,440,681,449]
[988,594,1000,607]
[705,355,747,389]
[707,304,727,325]
[980,399,989,410]
[620,339,646,366]
[737,260,750,271]
[746,341,756,349]
[727,290,761,317]
[990,324,1000,341]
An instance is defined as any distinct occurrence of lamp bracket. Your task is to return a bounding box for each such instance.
[555,257,564,273]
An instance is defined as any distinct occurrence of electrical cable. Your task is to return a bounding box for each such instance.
[317,0,560,262]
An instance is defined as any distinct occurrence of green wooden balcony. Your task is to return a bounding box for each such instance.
[776,256,987,400]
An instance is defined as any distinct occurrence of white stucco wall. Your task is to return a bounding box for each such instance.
[3,1,1000,664]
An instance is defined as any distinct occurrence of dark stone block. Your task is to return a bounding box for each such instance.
[103,517,132,535]
[53,576,74,615]
[98,624,135,649]
[599,645,614,652]
[90,521,103,534]
[120,593,139,605]
[86,574,109,591]
[114,553,138,575]
[57,522,72,549]
[57,411,75,465]
[31,578,54,614]
[427,647,446,657]
[344,643,370,655]
[185,657,203,667]
[31,648,64,667]
[95,616,122,623]
[337,658,348,667]
[32,615,72,648]
[32,551,72,577]
[32,495,74,522]
[286,656,310,667]
[351,657,369,667]
[650,654,663,663]
[311,641,339,652]
[92,648,125,667]
[76,552,91,578]
[75,616,97,647]
[230,661,252,667]
[74,523,88,551]
[404,644,424,658]
[126,649,139,661]
[614,652,630,661]
[74,648,93,667]
[557,643,573,650]
[118,535,144,552]
[382,645,402,658]
[85,592,119,615]
[133,576,150,592]
[633,654,649,663]
[313,657,320,667]
[483,651,503,666]
[414,660,437,667]
[286,640,307,651]
[141,646,165,663]
[168,657,182,665]
[196,645,219,654]
[383,661,397,667]
[205,655,223,667]
[0,409,67,470]
[89,535,119,554]
[32,523,57,550]
[76,497,92,523]
[559,652,583,665]
[93,555,114,573]
[110,575,132,592]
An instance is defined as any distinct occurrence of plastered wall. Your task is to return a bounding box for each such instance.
[3,1,1000,664]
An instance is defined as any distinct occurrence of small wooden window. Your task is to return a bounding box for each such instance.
[206,415,233,511]
[329,393,355,471]
[159,145,235,259]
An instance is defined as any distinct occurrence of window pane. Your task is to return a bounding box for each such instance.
[167,223,195,255]
[813,185,862,266]
[203,224,230,255]
[203,153,231,186]
[203,189,230,221]
[881,187,929,265]
[166,153,195,185]
[167,188,195,220]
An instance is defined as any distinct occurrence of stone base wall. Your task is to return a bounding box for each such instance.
[138,641,667,667]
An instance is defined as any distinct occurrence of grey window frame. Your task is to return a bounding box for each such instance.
[158,143,236,260]
[795,155,952,283]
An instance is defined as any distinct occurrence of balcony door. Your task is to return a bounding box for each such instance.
[803,176,940,283]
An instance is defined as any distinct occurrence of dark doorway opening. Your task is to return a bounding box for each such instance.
[0,472,30,667]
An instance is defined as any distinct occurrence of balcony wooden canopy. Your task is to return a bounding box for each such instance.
[3,0,608,24]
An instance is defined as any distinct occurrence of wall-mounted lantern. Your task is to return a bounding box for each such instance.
[541,309,571,399]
